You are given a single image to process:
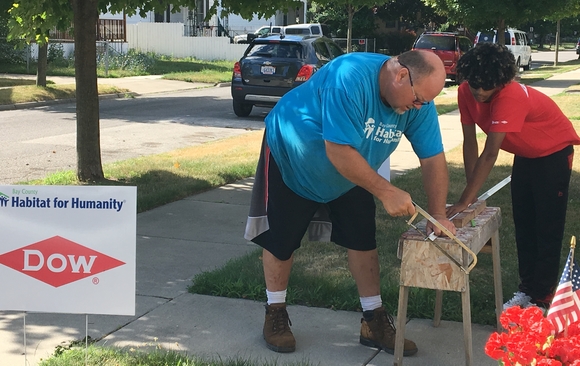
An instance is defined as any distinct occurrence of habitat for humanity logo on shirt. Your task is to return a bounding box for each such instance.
[364,118,402,144]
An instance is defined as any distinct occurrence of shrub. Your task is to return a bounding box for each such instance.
[0,22,27,64]
[97,48,156,72]
[47,43,69,67]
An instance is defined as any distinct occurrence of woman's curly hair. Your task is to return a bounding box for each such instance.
[456,42,517,90]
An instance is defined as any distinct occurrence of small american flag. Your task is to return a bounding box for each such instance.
[547,251,580,334]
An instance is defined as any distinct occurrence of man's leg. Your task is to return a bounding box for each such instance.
[261,249,296,353]
[348,248,418,356]
[263,249,293,291]
[348,248,380,297]
[251,152,319,353]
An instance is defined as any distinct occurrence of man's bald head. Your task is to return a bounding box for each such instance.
[397,50,446,89]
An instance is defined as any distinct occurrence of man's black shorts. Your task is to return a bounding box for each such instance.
[251,152,377,261]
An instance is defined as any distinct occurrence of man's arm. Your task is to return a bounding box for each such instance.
[462,124,479,181]
[419,152,456,235]
[324,141,414,217]
[447,131,506,217]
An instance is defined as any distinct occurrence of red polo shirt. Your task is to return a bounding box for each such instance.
[458,81,580,158]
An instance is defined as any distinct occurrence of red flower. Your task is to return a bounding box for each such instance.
[485,332,507,359]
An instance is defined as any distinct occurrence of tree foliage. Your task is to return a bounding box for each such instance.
[312,0,378,52]
[310,2,376,38]
[425,0,568,40]
[375,0,447,31]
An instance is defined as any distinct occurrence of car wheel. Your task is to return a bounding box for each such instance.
[522,56,531,71]
[516,57,521,71]
[233,99,253,117]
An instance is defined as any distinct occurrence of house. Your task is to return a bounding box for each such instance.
[105,1,306,40]
[35,3,307,61]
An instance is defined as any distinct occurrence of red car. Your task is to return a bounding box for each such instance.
[412,32,473,83]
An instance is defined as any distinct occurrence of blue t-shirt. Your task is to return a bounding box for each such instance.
[265,52,443,203]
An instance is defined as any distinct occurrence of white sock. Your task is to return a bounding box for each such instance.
[360,295,382,312]
[266,289,287,305]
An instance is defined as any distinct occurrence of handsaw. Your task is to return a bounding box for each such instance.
[449,175,511,220]
[406,202,478,274]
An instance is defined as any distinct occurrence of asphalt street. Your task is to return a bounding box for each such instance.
[0,86,267,184]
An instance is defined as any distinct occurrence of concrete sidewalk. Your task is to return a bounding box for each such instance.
[0,73,213,97]
[1,69,580,366]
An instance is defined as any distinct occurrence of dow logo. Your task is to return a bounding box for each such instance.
[0,236,125,287]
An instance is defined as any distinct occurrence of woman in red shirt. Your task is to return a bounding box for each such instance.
[446,43,580,309]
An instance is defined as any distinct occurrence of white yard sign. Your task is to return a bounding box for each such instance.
[0,185,136,315]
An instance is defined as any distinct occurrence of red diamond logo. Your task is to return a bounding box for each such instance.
[0,236,125,287]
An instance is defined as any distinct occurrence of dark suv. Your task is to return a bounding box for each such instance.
[231,34,344,117]
[412,32,473,82]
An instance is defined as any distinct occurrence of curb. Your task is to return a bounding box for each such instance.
[0,82,230,111]
[0,91,139,111]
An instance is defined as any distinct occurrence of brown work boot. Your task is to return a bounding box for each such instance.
[359,306,418,356]
[263,303,296,353]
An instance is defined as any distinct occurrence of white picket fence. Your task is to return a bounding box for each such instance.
[127,22,247,61]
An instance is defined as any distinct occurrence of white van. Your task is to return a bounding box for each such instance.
[233,25,284,44]
[474,29,532,70]
[283,23,331,38]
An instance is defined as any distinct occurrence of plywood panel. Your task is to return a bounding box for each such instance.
[398,207,501,292]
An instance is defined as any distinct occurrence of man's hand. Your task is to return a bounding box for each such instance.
[380,186,415,217]
[445,202,470,219]
[426,214,456,237]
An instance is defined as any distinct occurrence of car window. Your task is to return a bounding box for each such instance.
[313,41,331,62]
[478,32,495,43]
[504,32,513,45]
[415,36,455,51]
[246,43,302,58]
[326,41,344,58]
[247,43,275,56]
[311,26,321,35]
[285,28,310,35]
[459,38,472,52]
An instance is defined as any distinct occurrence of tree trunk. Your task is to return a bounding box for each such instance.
[70,0,104,182]
[36,42,47,87]
[554,19,560,66]
[346,4,353,53]
[497,19,505,46]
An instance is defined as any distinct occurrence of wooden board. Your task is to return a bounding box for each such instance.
[451,200,487,228]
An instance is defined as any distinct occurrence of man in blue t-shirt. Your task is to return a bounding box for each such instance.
[244,50,456,356]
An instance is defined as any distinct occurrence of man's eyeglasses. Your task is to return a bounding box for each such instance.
[398,61,430,106]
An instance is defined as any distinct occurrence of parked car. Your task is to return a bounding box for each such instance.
[474,29,532,70]
[231,35,344,117]
[411,32,473,82]
[233,25,284,44]
[283,23,332,37]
